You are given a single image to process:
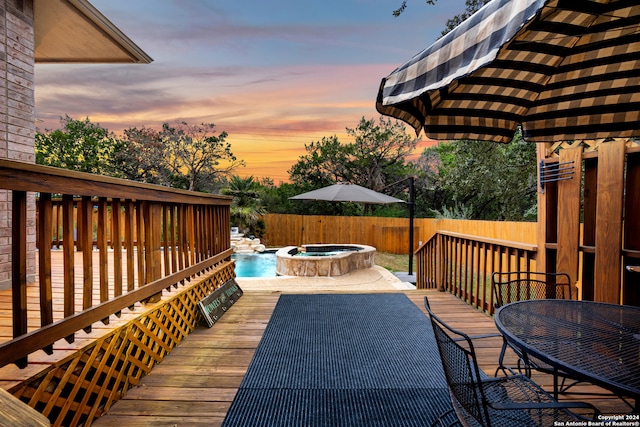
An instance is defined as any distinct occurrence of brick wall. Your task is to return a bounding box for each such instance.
[0,0,35,289]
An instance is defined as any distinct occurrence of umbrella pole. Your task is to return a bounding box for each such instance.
[380,176,416,278]
[408,176,415,276]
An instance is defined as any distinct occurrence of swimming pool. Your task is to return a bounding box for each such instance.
[232,252,277,278]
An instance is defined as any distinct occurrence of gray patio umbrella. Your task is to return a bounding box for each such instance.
[289,183,404,204]
[376,0,640,143]
[290,182,416,275]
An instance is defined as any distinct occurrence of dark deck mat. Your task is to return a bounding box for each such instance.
[222,293,451,426]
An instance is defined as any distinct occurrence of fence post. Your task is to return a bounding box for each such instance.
[436,233,444,291]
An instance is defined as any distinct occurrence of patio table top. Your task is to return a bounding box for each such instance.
[495,299,640,411]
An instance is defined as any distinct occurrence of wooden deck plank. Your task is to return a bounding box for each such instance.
[92,290,632,427]
[1,253,632,424]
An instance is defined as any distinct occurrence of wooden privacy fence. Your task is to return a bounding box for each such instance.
[261,214,537,254]
[415,231,538,315]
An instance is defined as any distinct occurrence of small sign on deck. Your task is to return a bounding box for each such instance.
[197,279,243,327]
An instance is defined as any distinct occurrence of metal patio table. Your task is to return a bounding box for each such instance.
[494,299,640,411]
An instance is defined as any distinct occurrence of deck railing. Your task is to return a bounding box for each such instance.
[415,231,538,314]
[0,159,232,369]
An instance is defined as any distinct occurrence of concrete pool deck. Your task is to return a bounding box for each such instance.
[235,265,416,293]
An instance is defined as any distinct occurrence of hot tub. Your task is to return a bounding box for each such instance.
[275,244,375,277]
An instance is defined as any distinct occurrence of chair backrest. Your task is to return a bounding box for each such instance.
[424,296,491,426]
[492,271,574,308]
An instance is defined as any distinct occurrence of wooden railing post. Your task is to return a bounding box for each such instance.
[112,198,123,299]
[163,203,171,277]
[594,140,625,303]
[80,196,93,334]
[62,195,75,343]
[12,190,28,368]
[37,192,54,353]
[188,205,196,267]
[436,233,444,291]
[136,200,146,287]
[124,199,135,293]
[98,197,109,314]
[144,202,163,303]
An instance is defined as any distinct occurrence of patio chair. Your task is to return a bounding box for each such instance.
[424,296,599,427]
[491,272,579,397]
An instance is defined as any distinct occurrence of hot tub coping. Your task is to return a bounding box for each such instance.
[275,244,376,277]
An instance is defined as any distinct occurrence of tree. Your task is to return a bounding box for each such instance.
[411,146,449,218]
[288,135,349,188]
[288,117,417,193]
[113,126,168,184]
[222,175,266,237]
[35,115,124,176]
[347,117,416,191]
[159,121,244,192]
[115,121,245,192]
[257,179,304,215]
[416,128,537,221]
[287,117,416,216]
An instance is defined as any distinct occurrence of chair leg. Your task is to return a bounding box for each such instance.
[515,357,533,377]
[494,339,510,377]
[495,338,533,378]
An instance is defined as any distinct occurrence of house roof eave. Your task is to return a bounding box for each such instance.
[34,0,153,64]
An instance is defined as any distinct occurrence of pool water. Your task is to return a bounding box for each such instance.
[232,252,277,277]
[295,251,346,257]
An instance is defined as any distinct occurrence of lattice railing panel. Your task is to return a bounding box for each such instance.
[8,261,235,426]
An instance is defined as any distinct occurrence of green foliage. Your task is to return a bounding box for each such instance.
[35,115,123,176]
[416,128,537,221]
[411,150,448,218]
[288,135,347,188]
[393,0,436,17]
[347,117,416,190]
[288,116,416,194]
[114,126,167,184]
[281,117,537,221]
[36,115,537,223]
[432,203,474,219]
[36,117,244,194]
[286,117,417,216]
[222,176,266,237]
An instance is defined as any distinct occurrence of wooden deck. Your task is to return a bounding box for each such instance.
[0,250,632,424]
[0,250,184,390]
[91,289,632,427]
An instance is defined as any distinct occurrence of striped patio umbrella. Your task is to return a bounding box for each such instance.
[376,0,640,143]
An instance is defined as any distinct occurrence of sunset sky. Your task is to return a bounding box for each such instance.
[35,0,467,182]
